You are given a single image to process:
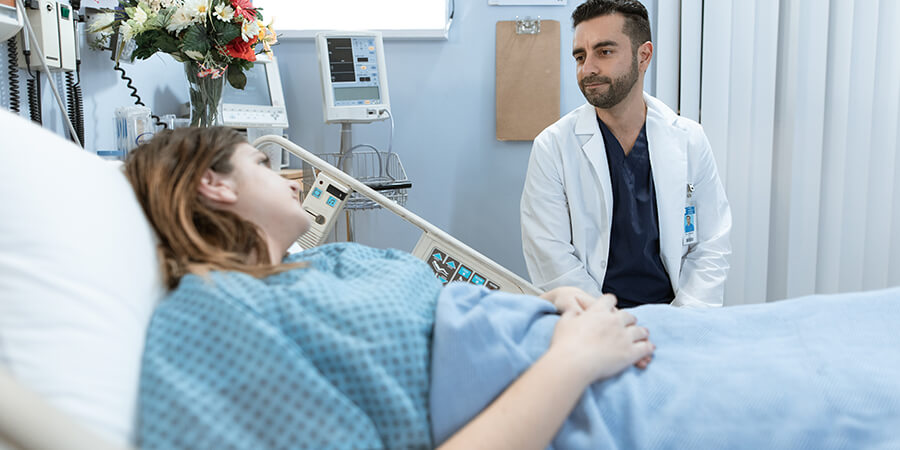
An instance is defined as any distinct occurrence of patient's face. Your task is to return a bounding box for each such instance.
[228,143,310,249]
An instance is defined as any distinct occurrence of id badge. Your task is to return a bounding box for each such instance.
[683,184,697,245]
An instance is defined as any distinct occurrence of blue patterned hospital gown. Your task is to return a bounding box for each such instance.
[138,243,442,449]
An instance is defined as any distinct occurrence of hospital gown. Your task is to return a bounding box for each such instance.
[139,242,900,449]
[139,243,441,449]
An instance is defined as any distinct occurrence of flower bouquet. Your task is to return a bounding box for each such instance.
[89,0,277,126]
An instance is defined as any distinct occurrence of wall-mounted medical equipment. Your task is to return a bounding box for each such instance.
[222,53,289,129]
[15,0,75,72]
[0,0,23,41]
[5,0,81,146]
[316,31,390,123]
[254,135,540,296]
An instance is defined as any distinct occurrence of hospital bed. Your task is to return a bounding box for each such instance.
[0,109,537,448]
[253,135,540,296]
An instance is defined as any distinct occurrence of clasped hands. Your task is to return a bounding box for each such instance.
[540,287,655,378]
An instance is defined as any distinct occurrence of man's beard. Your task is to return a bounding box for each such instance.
[579,54,640,109]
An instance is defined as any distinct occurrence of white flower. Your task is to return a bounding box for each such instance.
[119,21,134,41]
[182,0,210,20]
[166,8,193,32]
[87,12,115,33]
[241,18,259,42]
[213,3,234,22]
[131,6,148,25]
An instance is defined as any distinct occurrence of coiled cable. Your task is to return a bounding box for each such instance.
[6,39,20,113]
[27,70,41,125]
[65,70,85,146]
[114,60,167,129]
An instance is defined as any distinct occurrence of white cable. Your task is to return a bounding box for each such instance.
[382,108,393,155]
[16,0,81,148]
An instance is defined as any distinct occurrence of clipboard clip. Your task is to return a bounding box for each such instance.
[516,16,541,35]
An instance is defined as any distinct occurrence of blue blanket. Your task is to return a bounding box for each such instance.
[430,284,900,449]
[139,243,441,449]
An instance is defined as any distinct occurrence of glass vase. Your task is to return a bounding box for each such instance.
[184,61,225,127]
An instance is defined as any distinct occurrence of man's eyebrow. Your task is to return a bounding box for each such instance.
[573,40,619,57]
[592,40,619,50]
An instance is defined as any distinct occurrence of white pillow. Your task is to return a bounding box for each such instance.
[0,109,165,446]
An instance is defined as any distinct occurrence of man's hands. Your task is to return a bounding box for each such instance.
[543,289,655,383]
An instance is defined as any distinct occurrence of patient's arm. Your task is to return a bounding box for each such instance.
[438,295,654,450]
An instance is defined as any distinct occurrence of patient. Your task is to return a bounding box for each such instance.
[126,127,653,449]
[129,128,900,450]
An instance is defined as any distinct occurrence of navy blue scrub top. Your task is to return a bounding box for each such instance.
[598,117,675,308]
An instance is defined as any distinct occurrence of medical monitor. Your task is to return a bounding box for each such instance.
[316,31,391,123]
[222,54,289,129]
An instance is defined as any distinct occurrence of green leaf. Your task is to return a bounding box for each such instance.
[154,32,180,54]
[181,24,210,58]
[211,16,241,44]
[146,8,174,30]
[226,65,247,90]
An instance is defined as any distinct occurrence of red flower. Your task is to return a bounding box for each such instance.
[231,0,257,22]
[226,36,257,61]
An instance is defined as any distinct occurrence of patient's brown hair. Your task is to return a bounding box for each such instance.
[125,127,296,289]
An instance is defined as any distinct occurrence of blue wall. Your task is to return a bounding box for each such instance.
[5,0,659,279]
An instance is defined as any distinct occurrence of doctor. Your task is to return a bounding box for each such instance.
[521,0,731,308]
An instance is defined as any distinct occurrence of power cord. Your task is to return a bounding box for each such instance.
[6,39,20,113]
[113,60,167,129]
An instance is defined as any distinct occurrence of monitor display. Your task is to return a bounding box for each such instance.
[223,63,273,107]
[221,54,288,129]
[334,86,380,102]
[317,31,391,123]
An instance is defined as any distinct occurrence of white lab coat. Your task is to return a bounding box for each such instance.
[521,93,731,307]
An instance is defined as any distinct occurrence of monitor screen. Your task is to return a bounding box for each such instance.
[326,36,382,106]
[223,63,273,106]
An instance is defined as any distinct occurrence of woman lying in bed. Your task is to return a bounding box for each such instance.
[127,127,900,450]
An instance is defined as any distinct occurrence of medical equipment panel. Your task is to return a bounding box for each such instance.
[413,237,504,291]
[15,0,60,70]
[316,31,391,123]
[254,135,540,296]
[222,54,289,128]
[296,172,350,249]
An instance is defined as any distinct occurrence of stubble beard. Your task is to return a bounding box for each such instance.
[579,53,640,110]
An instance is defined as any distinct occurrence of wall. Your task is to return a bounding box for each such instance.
[273,1,661,278]
[1,1,660,280]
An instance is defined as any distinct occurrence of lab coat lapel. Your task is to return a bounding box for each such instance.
[574,104,614,235]
[645,97,686,289]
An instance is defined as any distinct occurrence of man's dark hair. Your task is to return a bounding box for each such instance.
[572,0,651,52]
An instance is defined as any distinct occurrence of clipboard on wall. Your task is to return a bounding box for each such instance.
[496,18,560,141]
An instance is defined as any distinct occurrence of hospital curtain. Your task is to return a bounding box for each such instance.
[669,0,900,305]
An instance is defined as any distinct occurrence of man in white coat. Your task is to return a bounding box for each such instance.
[521,0,731,308]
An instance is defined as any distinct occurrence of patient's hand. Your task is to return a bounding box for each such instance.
[541,286,598,315]
[548,294,655,384]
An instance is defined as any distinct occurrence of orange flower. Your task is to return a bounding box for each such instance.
[225,35,257,61]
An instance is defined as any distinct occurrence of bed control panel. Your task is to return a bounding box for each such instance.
[425,247,502,290]
[296,172,350,250]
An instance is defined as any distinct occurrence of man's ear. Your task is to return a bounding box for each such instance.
[638,41,653,71]
[197,169,238,205]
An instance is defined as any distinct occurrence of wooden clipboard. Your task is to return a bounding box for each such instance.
[496,19,560,141]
